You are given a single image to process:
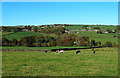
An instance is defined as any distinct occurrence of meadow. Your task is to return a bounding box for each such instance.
[2,47,118,76]
[2,32,43,40]
[65,25,116,30]
[2,46,88,50]
[2,26,119,76]
[75,31,118,45]
[2,30,118,45]
[1,32,14,36]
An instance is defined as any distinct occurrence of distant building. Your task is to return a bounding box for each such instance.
[104,31,109,33]
[41,27,45,29]
[62,26,65,27]
[22,29,29,32]
[81,29,86,31]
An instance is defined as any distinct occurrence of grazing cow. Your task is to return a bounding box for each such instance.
[59,50,64,53]
[56,50,64,54]
[93,50,95,54]
[56,50,59,53]
[76,50,80,54]
[45,50,47,53]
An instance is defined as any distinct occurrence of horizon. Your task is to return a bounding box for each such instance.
[2,2,118,26]
[1,24,118,26]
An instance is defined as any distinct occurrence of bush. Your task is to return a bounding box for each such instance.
[91,39,96,46]
[105,41,112,47]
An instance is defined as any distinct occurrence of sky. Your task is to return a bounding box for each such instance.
[2,2,118,26]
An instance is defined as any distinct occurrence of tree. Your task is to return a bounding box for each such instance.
[75,36,89,46]
[41,42,48,47]
[33,27,38,32]
[6,28,11,32]
[2,37,9,46]
[28,25,31,31]
[19,36,35,47]
[91,39,96,46]
[105,41,112,47]
[34,42,41,47]
[11,39,18,46]
[112,42,117,47]
[96,41,101,47]
[50,40,57,47]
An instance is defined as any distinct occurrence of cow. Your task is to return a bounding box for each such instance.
[93,50,95,54]
[59,50,64,53]
[56,50,64,54]
[56,50,60,53]
[45,50,47,53]
[76,50,80,54]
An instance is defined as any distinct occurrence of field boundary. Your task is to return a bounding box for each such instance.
[2,32,16,36]
[2,46,105,52]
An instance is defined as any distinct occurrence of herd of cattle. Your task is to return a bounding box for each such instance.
[45,49,96,54]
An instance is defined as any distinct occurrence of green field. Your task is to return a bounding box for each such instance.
[1,32,14,36]
[65,25,116,30]
[75,31,118,45]
[2,47,118,76]
[2,31,118,45]
[2,32,43,40]
[2,46,88,50]
[89,25,116,30]
[65,25,83,30]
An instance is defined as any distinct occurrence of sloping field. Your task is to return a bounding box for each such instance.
[65,25,116,30]
[1,32,14,36]
[2,32,43,40]
[75,31,118,45]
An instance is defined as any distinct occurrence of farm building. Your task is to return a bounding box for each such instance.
[22,29,30,32]
[81,29,86,31]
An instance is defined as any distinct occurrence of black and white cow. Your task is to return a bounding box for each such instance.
[93,50,95,54]
[45,50,47,53]
[76,50,81,54]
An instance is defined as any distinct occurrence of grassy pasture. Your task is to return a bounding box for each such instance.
[89,25,116,30]
[65,25,83,30]
[75,31,118,45]
[2,48,118,76]
[1,32,14,36]
[2,32,43,40]
[2,46,88,50]
[65,25,116,30]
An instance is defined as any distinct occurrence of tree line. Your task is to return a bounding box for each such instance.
[2,33,116,47]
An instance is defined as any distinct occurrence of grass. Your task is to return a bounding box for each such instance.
[65,25,116,30]
[89,25,116,30]
[75,31,118,45]
[2,47,118,76]
[65,25,83,30]
[2,26,118,47]
[1,32,14,36]
[2,46,88,50]
[2,32,43,40]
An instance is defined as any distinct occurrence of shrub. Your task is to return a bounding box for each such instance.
[105,41,112,47]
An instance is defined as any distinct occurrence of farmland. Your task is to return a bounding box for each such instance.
[2,46,88,50]
[1,32,14,36]
[2,30,118,45]
[65,25,116,30]
[2,25,119,76]
[75,31,118,45]
[2,47,118,76]
[2,32,43,40]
